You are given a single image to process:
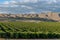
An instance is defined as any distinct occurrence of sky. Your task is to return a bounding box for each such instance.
[0,0,9,4]
[1,0,60,8]
[0,0,59,5]
[0,0,60,14]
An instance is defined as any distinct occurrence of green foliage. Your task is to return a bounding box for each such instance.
[0,22,60,38]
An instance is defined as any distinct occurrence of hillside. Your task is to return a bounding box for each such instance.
[0,12,59,22]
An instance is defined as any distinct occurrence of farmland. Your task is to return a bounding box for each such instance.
[0,22,60,39]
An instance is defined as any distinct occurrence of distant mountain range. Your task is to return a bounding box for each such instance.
[0,0,60,14]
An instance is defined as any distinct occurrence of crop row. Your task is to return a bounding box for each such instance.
[0,22,60,38]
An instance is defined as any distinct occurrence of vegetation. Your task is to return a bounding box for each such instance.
[0,22,60,38]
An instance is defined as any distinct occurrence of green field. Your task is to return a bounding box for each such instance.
[0,22,60,39]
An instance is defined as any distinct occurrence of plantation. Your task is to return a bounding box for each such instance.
[0,22,60,38]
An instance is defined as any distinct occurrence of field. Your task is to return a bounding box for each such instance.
[0,21,60,39]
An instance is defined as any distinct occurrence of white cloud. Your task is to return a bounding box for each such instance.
[10,0,38,3]
[3,0,17,4]
[2,0,60,4]
[2,0,38,5]
[53,0,57,3]
[0,0,18,7]
[0,4,19,7]
[10,1,16,3]
[48,0,57,3]
[0,11,8,13]
[3,1,9,4]
[29,12,36,14]
[42,0,57,4]
[21,5,33,9]
[2,0,59,5]
[19,0,38,3]
[10,5,19,7]
[0,0,59,7]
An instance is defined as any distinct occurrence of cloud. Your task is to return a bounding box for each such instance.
[53,0,57,3]
[0,0,37,7]
[0,0,39,7]
[0,10,9,13]
[2,0,39,4]
[3,0,17,4]
[10,0,17,4]
[10,5,19,7]
[3,1,9,4]
[0,0,18,7]
[47,0,57,3]
[0,0,38,7]
[28,11,37,14]
[19,0,38,3]
[0,4,19,7]
[1,0,59,5]
[21,5,33,9]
